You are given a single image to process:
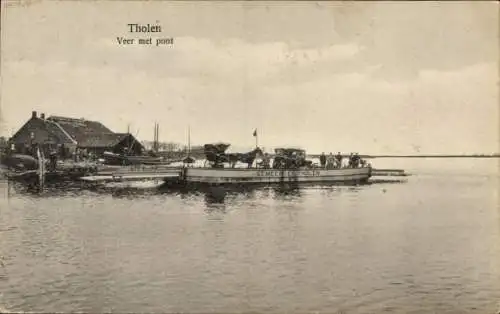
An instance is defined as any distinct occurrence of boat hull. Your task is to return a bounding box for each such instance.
[102,152,165,166]
[103,179,166,189]
[183,166,372,185]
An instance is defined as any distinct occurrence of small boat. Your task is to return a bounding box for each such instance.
[181,146,372,185]
[80,166,181,184]
[102,151,166,165]
[1,153,39,171]
[4,169,39,182]
[102,179,167,190]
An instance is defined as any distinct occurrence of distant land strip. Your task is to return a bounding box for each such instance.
[307,154,500,159]
[158,150,500,160]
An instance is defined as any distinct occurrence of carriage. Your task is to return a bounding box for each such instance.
[203,143,231,167]
[272,148,313,169]
[203,143,262,168]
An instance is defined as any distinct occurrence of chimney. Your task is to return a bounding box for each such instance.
[32,111,37,118]
[40,113,45,120]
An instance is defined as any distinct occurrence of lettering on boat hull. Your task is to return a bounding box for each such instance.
[184,167,372,184]
[256,170,321,177]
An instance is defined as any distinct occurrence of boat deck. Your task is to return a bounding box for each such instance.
[371,169,409,176]
[81,172,180,182]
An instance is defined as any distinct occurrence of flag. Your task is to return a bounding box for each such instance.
[253,129,257,137]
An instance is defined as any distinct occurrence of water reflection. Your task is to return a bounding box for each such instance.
[110,189,158,199]
[199,184,305,208]
[4,178,407,200]
[204,187,227,206]
[272,184,302,199]
[202,187,263,212]
[347,186,360,193]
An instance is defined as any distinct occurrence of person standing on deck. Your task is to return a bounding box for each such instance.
[320,152,326,168]
[353,153,360,168]
[335,152,342,168]
[261,153,271,169]
[326,152,334,169]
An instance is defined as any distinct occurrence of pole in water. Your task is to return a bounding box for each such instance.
[37,148,45,193]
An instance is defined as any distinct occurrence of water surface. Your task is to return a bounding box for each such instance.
[0,160,499,313]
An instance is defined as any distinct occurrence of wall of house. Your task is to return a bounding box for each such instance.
[11,117,53,147]
[9,114,77,157]
[81,147,108,157]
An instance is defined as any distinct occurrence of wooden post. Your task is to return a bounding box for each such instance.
[37,147,45,193]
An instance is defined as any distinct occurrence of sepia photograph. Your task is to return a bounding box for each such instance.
[0,0,499,313]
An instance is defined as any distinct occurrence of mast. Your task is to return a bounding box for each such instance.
[188,125,191,156]
[156,123,160,152]
[153,122,157,152]
[127,123,131,154]
[128,128,140,155]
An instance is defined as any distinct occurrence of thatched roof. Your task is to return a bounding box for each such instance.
[47,116,113,143]
[77,133,130,148]
[11,113,143,150]
[44,120,76,144]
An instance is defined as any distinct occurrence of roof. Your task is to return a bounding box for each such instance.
[10,116,76,145]
[11,114,136,149]
[77,133,130,148]
[47,116,113,143]
[44,120,76,144]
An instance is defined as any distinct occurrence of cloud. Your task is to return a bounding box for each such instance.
[2,55,497,154]
[332,2,498,74]
[1,2,497,154]
[7,1,497,80]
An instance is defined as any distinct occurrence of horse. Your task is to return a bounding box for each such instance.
[227,147,263,168]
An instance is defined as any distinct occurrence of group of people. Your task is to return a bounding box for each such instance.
[257,152,367,170]
[259,152,312,170]
[260,153,271,169]
[319,152,365,169]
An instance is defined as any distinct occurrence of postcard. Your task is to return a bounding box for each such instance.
[0,1,498,313]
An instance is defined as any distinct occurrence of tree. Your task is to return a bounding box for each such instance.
[159,142,181,151]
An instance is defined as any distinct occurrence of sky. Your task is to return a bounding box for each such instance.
[0,1,498,154]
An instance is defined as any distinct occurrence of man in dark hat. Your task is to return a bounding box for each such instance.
[320,152,326,168]
[335,152,343,168]
[49,151,58,172]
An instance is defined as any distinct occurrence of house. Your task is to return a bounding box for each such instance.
[9,111,144,157]
[0,136,7,156]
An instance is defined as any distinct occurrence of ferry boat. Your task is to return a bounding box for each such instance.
[182,166,371,185]
[181,145,372,185]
